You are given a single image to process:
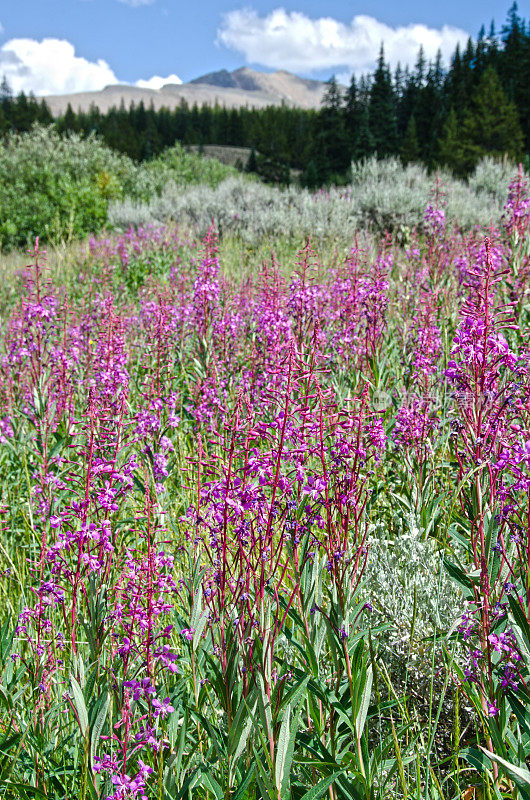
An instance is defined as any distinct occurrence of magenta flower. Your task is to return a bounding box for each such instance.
[151,697,174,717]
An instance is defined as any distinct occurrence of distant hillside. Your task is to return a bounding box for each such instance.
[185,145,254,169]
[44,67,332,116]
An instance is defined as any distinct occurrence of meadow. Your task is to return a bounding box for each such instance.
[0,153,529,800]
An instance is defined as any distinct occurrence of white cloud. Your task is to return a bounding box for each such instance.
[217,8,469,74]
[0,36,182,96]
[135,73,182,89]
[0,38,119,95]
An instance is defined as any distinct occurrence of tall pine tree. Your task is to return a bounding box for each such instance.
[369,45,398,156]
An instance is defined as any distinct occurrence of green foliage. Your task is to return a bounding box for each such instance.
[244,146,258,174]
[369,46,398,158]
[31,6,530,186]
[0,125,134,249]
[254,152,291,185]
[0,129,244,250]
[440,68,524,176]
[133,141,239,200]
[437,108,460,169]
[400,116,420,165]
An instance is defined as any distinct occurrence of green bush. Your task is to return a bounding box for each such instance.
[0,125,137,249]
[0,128,243,250]
[131,142,242,201]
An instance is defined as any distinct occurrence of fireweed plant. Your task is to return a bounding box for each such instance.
[0,171,529,800]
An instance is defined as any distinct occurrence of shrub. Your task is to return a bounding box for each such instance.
[0,129,243,249]
[0,125,137,248]
[109,156,516,245]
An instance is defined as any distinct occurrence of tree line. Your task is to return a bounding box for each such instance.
[1,3,529,186]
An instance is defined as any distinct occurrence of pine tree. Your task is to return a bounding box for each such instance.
[353,105,375,160]
[369,45,398,156]
[344,74,363,160]
[437,107,461,169]
[245,147,257,173]
[401,116,420,164]
[439,69,524,175]
[464,67,523,170]
[301,158,319,189]
[0,75,12,101]
[344,74,358,129]
[415,55,445,163]
[59,103,77,134]
[414,46,426,88]
[499,2,530,148]
[314,75,350,180]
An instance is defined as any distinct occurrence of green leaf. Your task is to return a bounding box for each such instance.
[506,690,530,737]
[201,772,224,800]
[460,746,493,773]
[356,664,372,740]
[231,765,255,800]
[443,558,475,597]
[298,771,344,800]
[508,594,530,653]
[190,585,203,631]
[70,674,89,736]
[192,607,209,652]
[230,702,255,766]
[90,692,109,769]
[254,752,277,800]
[173,708,188,783]
[480,747,530,800]
[275,703,291,796]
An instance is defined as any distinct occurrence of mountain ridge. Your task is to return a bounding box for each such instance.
[43,67,333,116]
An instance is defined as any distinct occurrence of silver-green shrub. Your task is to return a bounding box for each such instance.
[363,513,461,682]
[110,156,516,244]
[109,177,362,242]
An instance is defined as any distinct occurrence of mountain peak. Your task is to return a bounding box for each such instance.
[44,66,331,116]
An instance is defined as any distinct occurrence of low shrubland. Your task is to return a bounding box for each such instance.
[0,126,239,249]
[0,125,524,252]
[0,165,530,799]
[109,156,515,244]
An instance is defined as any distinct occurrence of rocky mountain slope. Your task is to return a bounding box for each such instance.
[44,67,331,115]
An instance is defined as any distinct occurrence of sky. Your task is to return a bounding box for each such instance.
[0,0,527,96]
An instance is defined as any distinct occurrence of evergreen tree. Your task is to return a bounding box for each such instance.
[344,74,363,159]
[438,107,460,168]
[414,46,427,88]
[415,55,445,163]
[400,116,420,163]
[439,69,524,175]
[300,158,319,189]
[245,147,258,173]
[369,45,398,156]
[38,99,53,125]
[353,105,374,160]
[0,76,12,101]
[313,76,350,181]
[462,67,523,170]
[59,103,77,134]
[344,73,358,123]
[500,2,530,147]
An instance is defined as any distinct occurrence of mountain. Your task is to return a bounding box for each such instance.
[43,67,331,116]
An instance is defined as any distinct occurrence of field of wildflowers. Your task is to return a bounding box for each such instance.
[0,167,530,800]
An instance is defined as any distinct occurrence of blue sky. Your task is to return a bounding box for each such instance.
[0,0,527,95]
